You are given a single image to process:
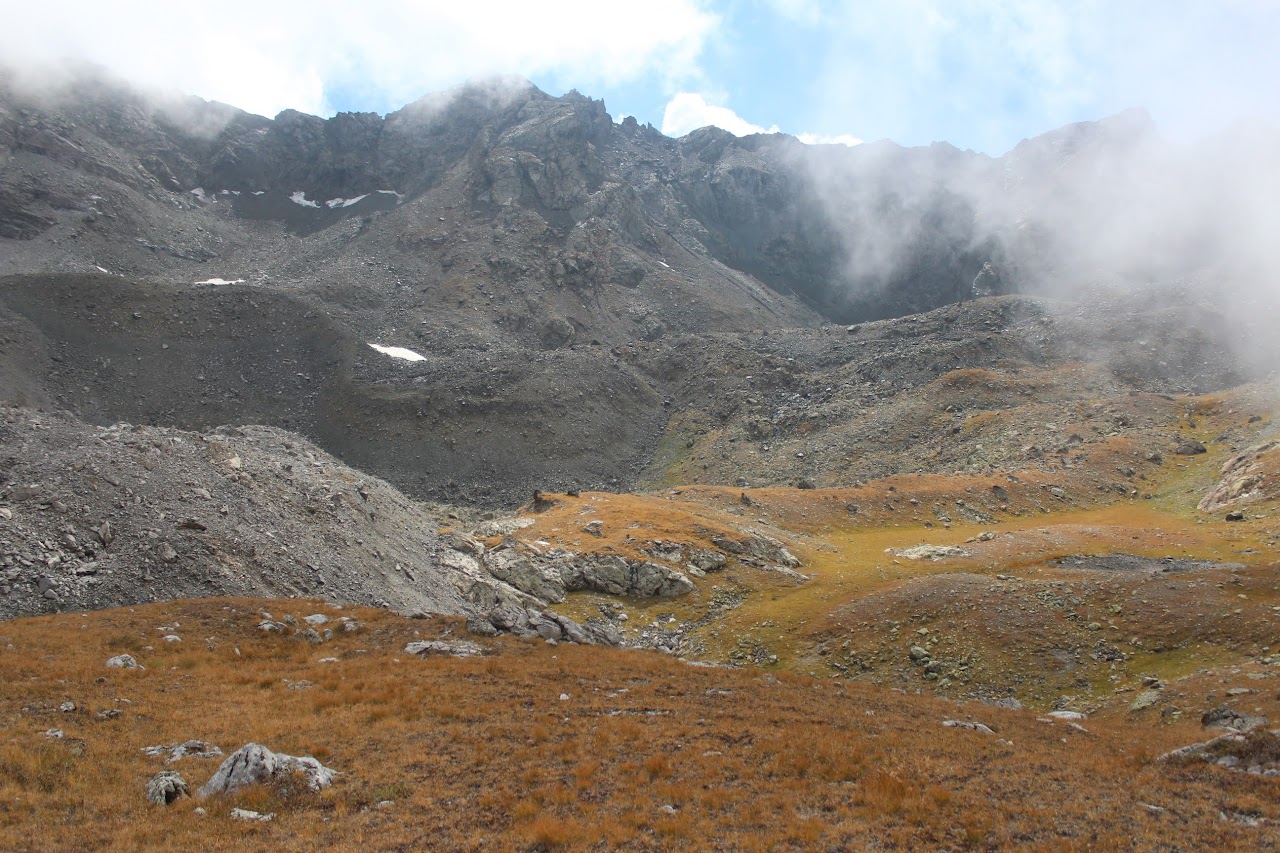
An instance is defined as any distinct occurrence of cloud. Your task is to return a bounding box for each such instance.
[662,92,860,144]
[797,0,1280,153]
[0,0,718,117]
[661,92,779,137]
[796,132,863,147]
[763,0,826,25]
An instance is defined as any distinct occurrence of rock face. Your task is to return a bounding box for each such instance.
[197,743,337,797]
[1200,441,1277,511]
[8,67,1264,340]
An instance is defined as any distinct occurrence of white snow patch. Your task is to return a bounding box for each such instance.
[376,189,405,201]
[190,188,211,203]
[368,343,425,362]
[326,195,368,209]
[289,191,320,208]
[252,191,266,196]
[659,261,670,268]
[194,278,246,286]
[95,265,110,274]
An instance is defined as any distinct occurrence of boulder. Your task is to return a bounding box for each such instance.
[629,561,695,597]
[711,533,801,567]
[142,740,223,763]
[567,555,630,596]
[687,549,728,573]
[485,548,567,603]
[1128,689,1161,712]
[404,640,484,658]
[942,720,994,734]
[145,770,189,805]
[197,743,337,797]
[890,545,969,561]
[105,654,143,670]
[465,615,500,637]
[1043,710,1087,721]
[1202,705,1267,733]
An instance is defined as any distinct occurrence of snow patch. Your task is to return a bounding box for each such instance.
[368,343,425,362]
[95,265,110,274]
[195,278,246,286]
[190,188,211,203]
[289,191,320,208]
[376,189,405,201]
[325,195,368,209]
[658,261,670,268]
[252,191,266,196]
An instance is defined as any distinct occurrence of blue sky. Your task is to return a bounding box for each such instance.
[6,0,1280,155]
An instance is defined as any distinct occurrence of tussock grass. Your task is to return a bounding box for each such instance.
[1,597,1278,850]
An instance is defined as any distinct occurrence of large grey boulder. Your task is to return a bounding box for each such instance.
[564,555,630,596]
[629,561,695,597]
[197,743,337,797]
[485,548,567,603]
[105,654,143,670]
[561,554,695,598]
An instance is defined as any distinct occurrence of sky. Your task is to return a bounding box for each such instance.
[3,0,1279,155]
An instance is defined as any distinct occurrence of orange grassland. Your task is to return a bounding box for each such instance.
[0,597,1278,852]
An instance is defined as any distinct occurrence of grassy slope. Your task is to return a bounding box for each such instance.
[1,598,1278,851]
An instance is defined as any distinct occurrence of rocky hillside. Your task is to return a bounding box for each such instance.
[7,66,1273,337]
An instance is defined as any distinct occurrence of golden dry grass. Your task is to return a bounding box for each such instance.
[0,598,1278,851]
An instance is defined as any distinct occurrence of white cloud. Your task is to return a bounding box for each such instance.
[796,132,863,147]
[798,0,1280,153]
[661,92,860,145]
[1,0,718,117]
[661,92,778,137]
[764,0,826,25]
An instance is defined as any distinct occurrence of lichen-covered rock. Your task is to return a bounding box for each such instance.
[145,770,189,805]
[142,740,223,764]
[197,743,337,797]
[1199,440,1276,511]
[1202,705,1267,733]
[404,640,484,658]
[484,548,567,603]
[105,654,143,669]
[889,545,969,561]
[710,533,801,568]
